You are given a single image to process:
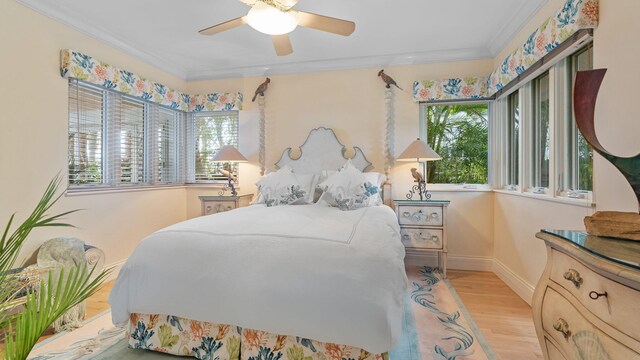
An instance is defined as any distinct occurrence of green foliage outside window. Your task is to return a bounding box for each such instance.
[423,103,489,184]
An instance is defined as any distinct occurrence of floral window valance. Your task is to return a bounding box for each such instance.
[486,0,598,95]
[412,77,489,102]
[412,0,598,102]
[60,49,242,112]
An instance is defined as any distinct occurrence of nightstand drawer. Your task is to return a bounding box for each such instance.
[397,205,443,226]
[199,194,253,216]
[400,227,443,249]
[202,201,236,215]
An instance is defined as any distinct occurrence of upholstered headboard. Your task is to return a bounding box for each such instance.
[274,127,391,205]
[275,127,372,173]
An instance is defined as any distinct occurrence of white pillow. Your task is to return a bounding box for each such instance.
[318,160,381,210]
[254,166,317,206]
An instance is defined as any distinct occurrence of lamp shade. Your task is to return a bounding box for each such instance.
[396,138,441,162]
[212,145,248,162]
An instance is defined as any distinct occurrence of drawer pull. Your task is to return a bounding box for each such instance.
[430,212,439,219]
[402,234,410,241]
[563,269,583,289]
[553,318,572,339]
[589,291,608,300]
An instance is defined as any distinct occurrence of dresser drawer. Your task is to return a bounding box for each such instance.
[202,201,236,215]
[397,205,443,226]
[541,287,639,359]
[545,338,568,360]
[550,249,640,339]
[400,227,443,249]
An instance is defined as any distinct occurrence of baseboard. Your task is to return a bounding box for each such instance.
[404,253,494,272]
[104,259,127,282]
[492,259,535,305]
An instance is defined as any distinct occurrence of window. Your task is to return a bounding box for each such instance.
[190,111,239,183]
[156,108,180,184]
[119,98,146,184]
[530,72,550,190]
[68,80,185,189]
[558,44,593,197]
[421,103,489,184]
[506,91,520,188]
[69,81,104,185]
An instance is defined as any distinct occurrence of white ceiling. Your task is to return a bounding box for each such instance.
[17,0,547,80]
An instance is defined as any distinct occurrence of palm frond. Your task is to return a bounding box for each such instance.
[0,174,109,360]
[3,265,112,360]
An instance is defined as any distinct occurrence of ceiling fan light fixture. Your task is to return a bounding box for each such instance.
[246,2,298,35]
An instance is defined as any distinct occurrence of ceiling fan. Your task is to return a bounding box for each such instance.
[198,0,355,56]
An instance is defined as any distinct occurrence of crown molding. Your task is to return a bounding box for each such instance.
[486,0,548,57]
[186,47,492,80]
[15,0,189,80]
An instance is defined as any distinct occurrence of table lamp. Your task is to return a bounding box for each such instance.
[212,145,248,196]
[396,138,441,200]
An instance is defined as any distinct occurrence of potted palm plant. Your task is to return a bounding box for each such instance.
[0,176,110,360]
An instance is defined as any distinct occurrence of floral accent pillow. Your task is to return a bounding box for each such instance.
[255,166,316,207]
[363,172,386,206]
[318,161,382,211]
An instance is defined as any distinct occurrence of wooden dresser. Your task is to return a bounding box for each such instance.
[533,230,640,360]
[394,199,449,277]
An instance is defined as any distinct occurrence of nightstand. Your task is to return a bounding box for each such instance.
[394,199,450,277]
[199,194,253,216]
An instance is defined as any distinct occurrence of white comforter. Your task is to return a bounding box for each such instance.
[109,204,407,354]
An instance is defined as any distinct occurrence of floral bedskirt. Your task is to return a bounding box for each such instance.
[128,313,389,360]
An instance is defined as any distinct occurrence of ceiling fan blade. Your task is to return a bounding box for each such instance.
[296,11,355,36]
[272,34,293,56]
[198,17,247,36]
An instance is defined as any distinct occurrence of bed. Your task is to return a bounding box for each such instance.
[108,128,408,359]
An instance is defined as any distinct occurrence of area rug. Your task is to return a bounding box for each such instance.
[30,266,497,360]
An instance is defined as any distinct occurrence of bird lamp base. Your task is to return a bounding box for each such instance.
[406,181,431,201]
[218,176,238,196]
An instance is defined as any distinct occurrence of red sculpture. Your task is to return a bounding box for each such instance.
[574,69,640,213]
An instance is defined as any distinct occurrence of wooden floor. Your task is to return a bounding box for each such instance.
[448,270,543,360]
[33,271,542,359]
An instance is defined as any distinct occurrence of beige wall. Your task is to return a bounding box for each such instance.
[491,0,640,303]
[0,0,188,266]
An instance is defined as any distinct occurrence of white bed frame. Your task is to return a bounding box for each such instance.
[274,127,392,205]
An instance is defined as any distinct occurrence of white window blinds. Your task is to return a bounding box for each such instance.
[68,80,194,190]
[68,80,104,186]
[156,108,181,184]
[119,97,146,184]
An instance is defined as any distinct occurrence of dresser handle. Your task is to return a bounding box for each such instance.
[563,269,583,289]
[589,291,608,300]
[430,212,439,219]
[553,318,571,339]
[402,211,411,218]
